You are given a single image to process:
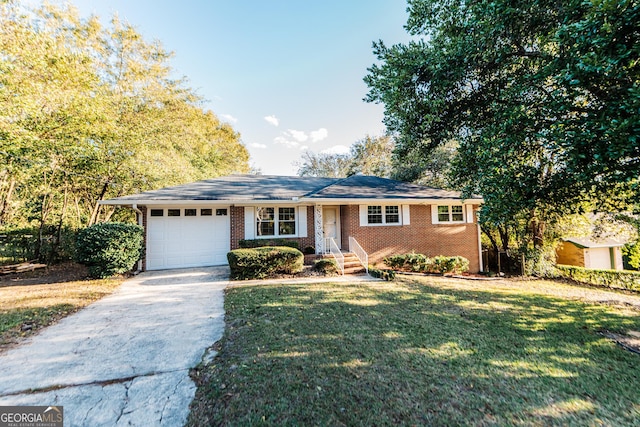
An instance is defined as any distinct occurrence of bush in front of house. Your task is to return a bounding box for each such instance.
[75,222,143,278]
[227,246,304,280]
[369,266,396,281]
[556,265,640,292]
[238,239,299,249]
[313,258,338,275]
[383,253,469,275]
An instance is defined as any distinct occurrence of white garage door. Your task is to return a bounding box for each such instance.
[146,207,230,270]
[586,247,612,270]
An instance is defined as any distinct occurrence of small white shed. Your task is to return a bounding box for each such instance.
[556,237,625,271]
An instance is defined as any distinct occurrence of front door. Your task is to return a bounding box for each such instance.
[323,207,340,249]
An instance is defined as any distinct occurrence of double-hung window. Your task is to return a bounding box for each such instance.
[367,205,401,225]
[436,205,465,223]
[256,207,296,237]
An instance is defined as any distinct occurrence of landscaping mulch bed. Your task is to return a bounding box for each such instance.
[0,262,90,287]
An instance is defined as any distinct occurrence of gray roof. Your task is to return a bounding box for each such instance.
[103,174,482,204]
[565,237,627,248]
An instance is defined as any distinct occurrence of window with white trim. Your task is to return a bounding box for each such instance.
[367,205,401,225]
[436,205,465,223]
[256,207,296,237]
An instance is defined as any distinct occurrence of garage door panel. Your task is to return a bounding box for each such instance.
[146,207,230,270]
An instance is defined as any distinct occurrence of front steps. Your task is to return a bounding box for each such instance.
[323,252,366,275]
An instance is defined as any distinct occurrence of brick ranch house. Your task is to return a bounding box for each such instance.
[102,174,484,272]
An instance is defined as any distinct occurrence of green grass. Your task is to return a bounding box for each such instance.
[0,278,123,351]
[188,276,640,426]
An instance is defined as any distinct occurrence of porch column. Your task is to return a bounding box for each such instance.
[314,205,324,254]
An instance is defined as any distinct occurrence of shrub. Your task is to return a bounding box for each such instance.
[303,246,316,255]
[383,254,469,275]
[239,239,299,249]
[556,265,640,292]
[75,222,143,278]
[313,258,338,275]
[227,246,304,280]
[369,266,396,281]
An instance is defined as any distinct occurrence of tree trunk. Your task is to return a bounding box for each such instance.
[88,180,111,226]
[0,176,16,225]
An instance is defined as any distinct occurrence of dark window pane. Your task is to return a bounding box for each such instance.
[201,209,213,216]
[185,209,197,216]
[452,206,464,222]
[150,209,163,217]
[368,206,383,224]
[168,209,180,217]
[216,209,228,216]
[385,206,400,223]
[437,206,450,222]
[259,222,275,236]
[279,207,295,221]
[279,221,296,235]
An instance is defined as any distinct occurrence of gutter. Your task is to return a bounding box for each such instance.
[131,204,143,273]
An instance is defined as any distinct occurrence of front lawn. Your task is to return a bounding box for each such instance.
[0,271,123,352]
[188,276,640,426]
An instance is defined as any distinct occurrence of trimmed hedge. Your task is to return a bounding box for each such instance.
[369,266,396,281]
[313,258,339,275]
[239,239,299,249]
[556,264,640,292]
[384,253,469,275]
[227,246,304,280]
[75,222,143,278]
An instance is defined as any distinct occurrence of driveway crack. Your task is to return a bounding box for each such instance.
[115,381,131,425]
[0,368,187,398]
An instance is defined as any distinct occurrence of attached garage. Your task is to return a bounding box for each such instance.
[146,207,230,270]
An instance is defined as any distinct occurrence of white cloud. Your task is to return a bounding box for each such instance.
[310,128,328,142]
[274,136,299,148]
[264,115,279,126]
[220,114,238,123]
[299,145,309,151]
[321,145,350,155]
[250,143,267,149]
[286,129,308,142]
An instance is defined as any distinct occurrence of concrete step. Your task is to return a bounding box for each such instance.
[322,253,366,274]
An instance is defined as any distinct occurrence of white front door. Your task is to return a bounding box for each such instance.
[322,207,340,249]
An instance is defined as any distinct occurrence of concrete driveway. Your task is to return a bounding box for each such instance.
[0,266,229,426]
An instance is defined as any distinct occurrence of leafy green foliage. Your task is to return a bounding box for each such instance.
[622,242,640,270]
[556,264,640,292]
[0,3,249,259]
[313,259,338,275]
[368,266,396,281]
[227,247,304,280]
[75,223,143,278]
[365,0,640,274]
[238,239,299,249]
[297,135,394,178]
[384,253,469,274]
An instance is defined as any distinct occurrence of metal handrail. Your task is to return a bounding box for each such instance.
[328,237,344,275]
[348,236,368,274]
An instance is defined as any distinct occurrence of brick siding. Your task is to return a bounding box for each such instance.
[139,204,480,272]
[340,204,481,272]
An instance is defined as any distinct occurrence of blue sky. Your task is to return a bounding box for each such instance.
[60,0,411,175]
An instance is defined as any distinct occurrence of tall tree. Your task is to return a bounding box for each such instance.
[365,0,640,274]
[297,135,394,178]
[0,2,249,259]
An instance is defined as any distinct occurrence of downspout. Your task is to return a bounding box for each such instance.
[132,204,143,273]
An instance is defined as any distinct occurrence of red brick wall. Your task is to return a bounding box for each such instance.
[230,206,245,250]
[341,204,481,272]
